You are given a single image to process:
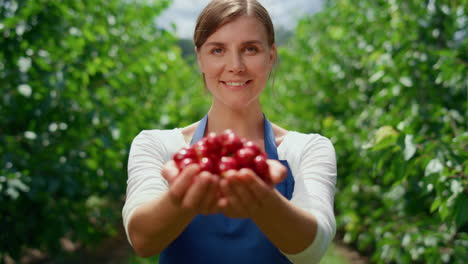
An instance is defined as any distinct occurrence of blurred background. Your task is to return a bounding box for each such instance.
[0,0,466,263]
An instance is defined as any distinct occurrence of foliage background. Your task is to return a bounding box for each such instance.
[0,0,208,261]
[1,0,466,263]
[263,0,467,263]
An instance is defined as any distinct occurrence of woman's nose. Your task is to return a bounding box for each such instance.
[227,52,245,73]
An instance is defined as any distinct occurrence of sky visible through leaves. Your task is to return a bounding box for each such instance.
[156,0,324,38]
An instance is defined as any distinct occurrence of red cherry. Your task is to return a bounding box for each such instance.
[199,157,217,174]
[243,140,264,157]
[193,140,210,159]
[178,157,197,170]
[173,147,197,164]
[221,129,235,139]
[208,153,220,166]
[218,156,238,176]
[253,155,270,181]
[235,147,256,168]
[173,130,270,182]
[205,132,222,155]
[222,132,243,156]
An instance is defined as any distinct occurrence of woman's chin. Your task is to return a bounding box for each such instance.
[214,98,257,111]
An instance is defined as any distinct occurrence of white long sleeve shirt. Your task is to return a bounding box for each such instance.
[123,128,337,263]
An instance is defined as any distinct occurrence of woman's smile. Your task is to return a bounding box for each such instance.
[220,80,253,90]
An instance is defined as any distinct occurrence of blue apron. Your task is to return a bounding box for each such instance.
[159,115,295,264]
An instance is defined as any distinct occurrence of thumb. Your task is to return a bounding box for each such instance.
[266,160,287,185]
[162,160,180,184]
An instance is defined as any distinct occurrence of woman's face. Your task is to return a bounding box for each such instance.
[196,15,276,110]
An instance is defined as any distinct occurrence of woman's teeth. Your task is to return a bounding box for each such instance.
[225,81,247,86]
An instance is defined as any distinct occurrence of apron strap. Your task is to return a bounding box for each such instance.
[263,113,280,159]
[190,114,208,145]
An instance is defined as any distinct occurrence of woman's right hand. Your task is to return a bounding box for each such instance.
[161,160,220,215]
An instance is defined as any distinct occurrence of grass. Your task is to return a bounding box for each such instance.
[126,243,350,264]
[322,243,352,264]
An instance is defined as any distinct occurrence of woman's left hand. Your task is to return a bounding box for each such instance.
[217,160,287,218]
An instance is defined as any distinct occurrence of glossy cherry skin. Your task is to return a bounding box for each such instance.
[205,132,222,155]
[253,155,270,181]
[172,130,270,182]
[221,130,243,156]
[218,156,239,175]
[173,147,197,164]
[242,140,262,156]
[194,140,211,159]
[178,157,197,171]
[235,147,256,168]
[199,157,217,174]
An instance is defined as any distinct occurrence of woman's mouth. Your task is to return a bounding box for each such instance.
[220,80,252,90]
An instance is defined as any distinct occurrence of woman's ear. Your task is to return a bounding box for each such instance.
[269,43,277,65]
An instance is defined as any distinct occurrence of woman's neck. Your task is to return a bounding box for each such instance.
[206,101,264,141]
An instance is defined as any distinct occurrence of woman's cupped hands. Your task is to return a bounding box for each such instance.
[161,160,287,218]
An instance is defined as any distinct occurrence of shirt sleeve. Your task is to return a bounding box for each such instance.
[282,134,337,264]
[122,130,170,246]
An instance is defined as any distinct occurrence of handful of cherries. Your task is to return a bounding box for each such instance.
[173,130,270,182]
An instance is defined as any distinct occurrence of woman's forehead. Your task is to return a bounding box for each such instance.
[205,15,269,45]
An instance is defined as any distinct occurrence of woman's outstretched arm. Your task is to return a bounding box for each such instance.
[123,131,219,257]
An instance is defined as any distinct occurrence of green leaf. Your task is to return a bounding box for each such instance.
[369,70,384,83]
[454,194,468,229]
[425,158,444,176]
[430,197,441,213]
[403,134,416,160]
[371,126,399,150]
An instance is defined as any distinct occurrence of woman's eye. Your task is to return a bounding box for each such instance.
[212,48,224,55]
[245,46,258,54]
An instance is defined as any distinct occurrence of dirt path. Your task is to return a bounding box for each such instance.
[13,227,133,264]
[84,233,370,264]
[332,239,370,264]
[18,229,369,264]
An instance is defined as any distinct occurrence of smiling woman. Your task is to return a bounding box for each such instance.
[122,1,337,263]
[196,15,276,110]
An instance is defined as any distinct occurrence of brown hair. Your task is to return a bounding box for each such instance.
[193,0,275,49]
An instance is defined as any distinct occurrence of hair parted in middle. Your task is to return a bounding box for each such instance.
[193,0,276,49]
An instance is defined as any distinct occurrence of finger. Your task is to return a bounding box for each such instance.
[206,196,221,214]
[222,174,247,217]
[221,169,237,180]
[266,160,287,185]
[217,196,228,209]
[181,171,212,211]
[237,169,267,213]
[161,160,180,184]
[218,192,241,218]
[198,173,219,214]
[233,169,259,205]
[169,164,199,204]
[245,173,270,207]
[207,175,221,213]
[216,179,229,208]
[238,168,276,211]
[239,167,268,189]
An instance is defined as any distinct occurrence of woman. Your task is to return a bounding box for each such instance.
[122,0,337,263]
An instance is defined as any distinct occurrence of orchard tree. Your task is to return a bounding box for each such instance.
[0,0,206,260]
[263,0,467,263]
